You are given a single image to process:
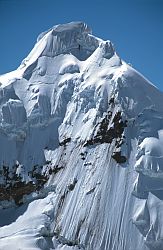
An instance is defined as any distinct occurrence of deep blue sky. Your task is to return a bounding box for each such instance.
[0,0,163,90]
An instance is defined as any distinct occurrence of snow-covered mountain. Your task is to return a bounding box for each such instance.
[0,21,163,250]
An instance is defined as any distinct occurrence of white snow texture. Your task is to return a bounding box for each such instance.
[0,21,163,250]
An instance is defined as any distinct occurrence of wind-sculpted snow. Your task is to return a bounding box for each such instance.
[0,21,162,250]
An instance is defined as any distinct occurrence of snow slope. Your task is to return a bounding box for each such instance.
[0,21,163,250]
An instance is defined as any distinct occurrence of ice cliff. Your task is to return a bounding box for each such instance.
[0,21,163,250]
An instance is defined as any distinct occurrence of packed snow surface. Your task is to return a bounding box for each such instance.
[0,21,163,250]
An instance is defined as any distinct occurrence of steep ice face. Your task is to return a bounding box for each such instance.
[0,21,163,250]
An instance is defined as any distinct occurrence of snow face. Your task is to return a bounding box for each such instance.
[0,21,163,250]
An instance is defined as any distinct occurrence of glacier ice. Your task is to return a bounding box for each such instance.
[0,21,163,250]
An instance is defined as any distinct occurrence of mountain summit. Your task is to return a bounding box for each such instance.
[0,22,163,250]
